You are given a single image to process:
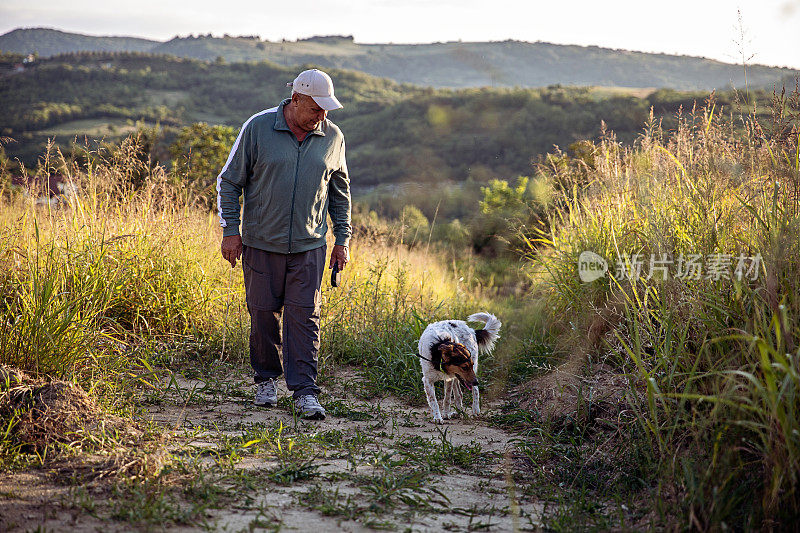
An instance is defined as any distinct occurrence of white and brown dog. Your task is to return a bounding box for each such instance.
[417,312,501,423]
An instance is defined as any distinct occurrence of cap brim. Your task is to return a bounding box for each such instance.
[311,95,343,111]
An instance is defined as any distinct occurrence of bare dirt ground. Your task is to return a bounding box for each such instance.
[1,368,547,532]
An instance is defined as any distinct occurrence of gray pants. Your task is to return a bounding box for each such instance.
[242,244,325,399]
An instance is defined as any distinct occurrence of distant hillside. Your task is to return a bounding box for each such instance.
[0,52,774,188]
[1,28,797,91]
[0,28,157,56]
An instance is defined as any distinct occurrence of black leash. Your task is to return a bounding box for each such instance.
[415,352,441,371]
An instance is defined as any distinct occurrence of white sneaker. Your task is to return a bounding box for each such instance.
[254,379,277,407]
[295,395,326,420]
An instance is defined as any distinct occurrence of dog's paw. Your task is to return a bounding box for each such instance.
[443,411,457,419]
[472,406,481,416]
[433,416,444,424]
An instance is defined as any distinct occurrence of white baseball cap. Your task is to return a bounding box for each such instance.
[286,69,343,110]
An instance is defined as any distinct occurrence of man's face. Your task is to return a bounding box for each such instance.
[291,93,327,132]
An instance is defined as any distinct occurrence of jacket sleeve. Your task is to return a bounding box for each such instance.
[329,137,352,247]
[216,122,252,237]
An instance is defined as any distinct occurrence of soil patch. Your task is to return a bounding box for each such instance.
[0,365,133,452]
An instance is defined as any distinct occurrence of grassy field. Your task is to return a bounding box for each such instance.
[37,117,151,136]
[144,89,190,108]
[0,86,798,531]
[585,86,656,100]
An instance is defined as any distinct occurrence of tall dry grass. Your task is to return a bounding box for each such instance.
[0,135,495,407]
[530,88,799,527]
[0,138,244,401]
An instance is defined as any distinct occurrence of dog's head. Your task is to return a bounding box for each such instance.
[434,340,479,390]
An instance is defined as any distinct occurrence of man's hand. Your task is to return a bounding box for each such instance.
[330,244,349,270]
[221,235,243,268]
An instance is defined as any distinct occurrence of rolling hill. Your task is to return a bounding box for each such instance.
[1,28,796,91]
[0,27,157,55]
[0,51,774,189]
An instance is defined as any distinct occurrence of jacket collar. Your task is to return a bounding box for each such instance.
[274,98,326,136]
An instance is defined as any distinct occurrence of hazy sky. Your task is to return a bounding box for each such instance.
[2,0,799,68]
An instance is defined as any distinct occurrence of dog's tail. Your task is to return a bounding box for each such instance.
[468,312,501,353]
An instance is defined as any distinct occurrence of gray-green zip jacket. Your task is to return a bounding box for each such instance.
[216,99,351,253]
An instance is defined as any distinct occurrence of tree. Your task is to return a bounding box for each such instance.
[473,176,544,255]
[169,122,237,207]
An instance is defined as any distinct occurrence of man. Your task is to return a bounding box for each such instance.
[216,68,351,420]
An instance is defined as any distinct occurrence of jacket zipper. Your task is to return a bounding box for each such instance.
[287,140,302,253]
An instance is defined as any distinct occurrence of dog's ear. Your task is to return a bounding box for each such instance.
[435,341,472,365]
[431,339,451,363]
[437,342,454,363]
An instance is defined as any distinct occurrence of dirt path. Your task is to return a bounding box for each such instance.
[145,373,541,531]
[1,369,543,532]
